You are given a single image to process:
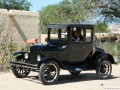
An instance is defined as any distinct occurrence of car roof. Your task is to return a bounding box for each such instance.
[47,23,95,29]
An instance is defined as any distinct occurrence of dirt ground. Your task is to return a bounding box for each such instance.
[0,64,120,90]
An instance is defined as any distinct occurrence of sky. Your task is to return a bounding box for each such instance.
[30,0,63,11]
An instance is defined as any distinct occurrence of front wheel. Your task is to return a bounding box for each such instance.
[39,61,60,85]
[11,59,31,78]
[96,60,112,79]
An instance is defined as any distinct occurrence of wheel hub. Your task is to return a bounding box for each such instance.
[43,63,57,82]
[99,61,111,77]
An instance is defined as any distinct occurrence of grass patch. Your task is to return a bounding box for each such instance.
[117,60,120,64]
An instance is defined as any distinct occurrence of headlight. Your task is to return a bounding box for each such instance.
[24,53,29,59]
[37,55,41,61]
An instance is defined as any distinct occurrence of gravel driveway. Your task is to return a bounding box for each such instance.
[0,64,120,90]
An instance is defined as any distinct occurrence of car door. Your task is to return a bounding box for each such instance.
[83,43,93,60]
[69,27,85,63]
[69,42,84,63]
[69,27,94,63]
[83,28,94,60]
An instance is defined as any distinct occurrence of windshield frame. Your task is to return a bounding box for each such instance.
[47,27,68,42]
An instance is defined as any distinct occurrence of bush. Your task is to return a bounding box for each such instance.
[0,41,18,71]
[0,41,29,71]
[117,60,120,64]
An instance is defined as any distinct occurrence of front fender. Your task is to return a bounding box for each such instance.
[38,57,57,67]
[40,56,56,62]
[39,57,63,68]
[13,51,26,56]
[13,51,27,60]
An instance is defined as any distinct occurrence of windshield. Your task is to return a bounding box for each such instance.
[47,28,68,40]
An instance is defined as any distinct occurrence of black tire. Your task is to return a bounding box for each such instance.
[69,71,81,75]
[39,61,60,85]
[96,60,112,79]
[11,59,31,78]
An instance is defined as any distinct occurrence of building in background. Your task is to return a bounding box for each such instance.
[0,9,40,47]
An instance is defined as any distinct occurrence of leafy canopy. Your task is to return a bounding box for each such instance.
[95,21,109,33]
[40,0,97,33]
[100,0,120,23]
[0,0,32,11]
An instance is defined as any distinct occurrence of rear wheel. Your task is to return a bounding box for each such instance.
[69,71,81,75]
[96,60,112,79]
[11,59,30,78]
[39,61,60,85]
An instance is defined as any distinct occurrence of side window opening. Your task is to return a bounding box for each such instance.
[61,29,68,39]
[50,28,58,39]
[86,29,92,42]
[71,27,83,42]
[48,28,68,40]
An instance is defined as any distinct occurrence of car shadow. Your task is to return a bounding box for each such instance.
[22,73,119,85]
[22,75,41,84]
[56,73,119,85]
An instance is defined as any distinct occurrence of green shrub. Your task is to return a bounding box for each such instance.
[117,60,120,64]
[0,41,30,71]
[0,42,17,71]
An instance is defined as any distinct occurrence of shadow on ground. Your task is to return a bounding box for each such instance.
[22,73,119,85]
[57,73,119,84]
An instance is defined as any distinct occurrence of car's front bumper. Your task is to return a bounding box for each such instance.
[10,61,39,70]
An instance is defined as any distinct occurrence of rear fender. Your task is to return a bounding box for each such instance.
[106,53,116,64]
[94,53,115,68]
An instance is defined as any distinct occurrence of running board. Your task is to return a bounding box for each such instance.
[65,64,91,72]
[10,61,39,69]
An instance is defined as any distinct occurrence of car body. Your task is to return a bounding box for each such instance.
[10,24,116,85]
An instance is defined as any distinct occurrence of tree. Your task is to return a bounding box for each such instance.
[40,5,60,33]
[100,0,120,23]
[0,0,32,11]
[40,0,97,33]
[95,21,109,33]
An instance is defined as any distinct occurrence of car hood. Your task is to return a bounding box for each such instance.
[30,44,68,51]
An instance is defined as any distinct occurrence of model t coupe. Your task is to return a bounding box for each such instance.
[10,24,116,85]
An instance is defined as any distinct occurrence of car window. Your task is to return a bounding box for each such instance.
[71,27,83,42]
[49,28,68,40]
[50,28,58,39]
[61,29,67,39]
[86,29,92,42]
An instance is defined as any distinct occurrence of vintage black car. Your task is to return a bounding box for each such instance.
[10,24,116,85]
